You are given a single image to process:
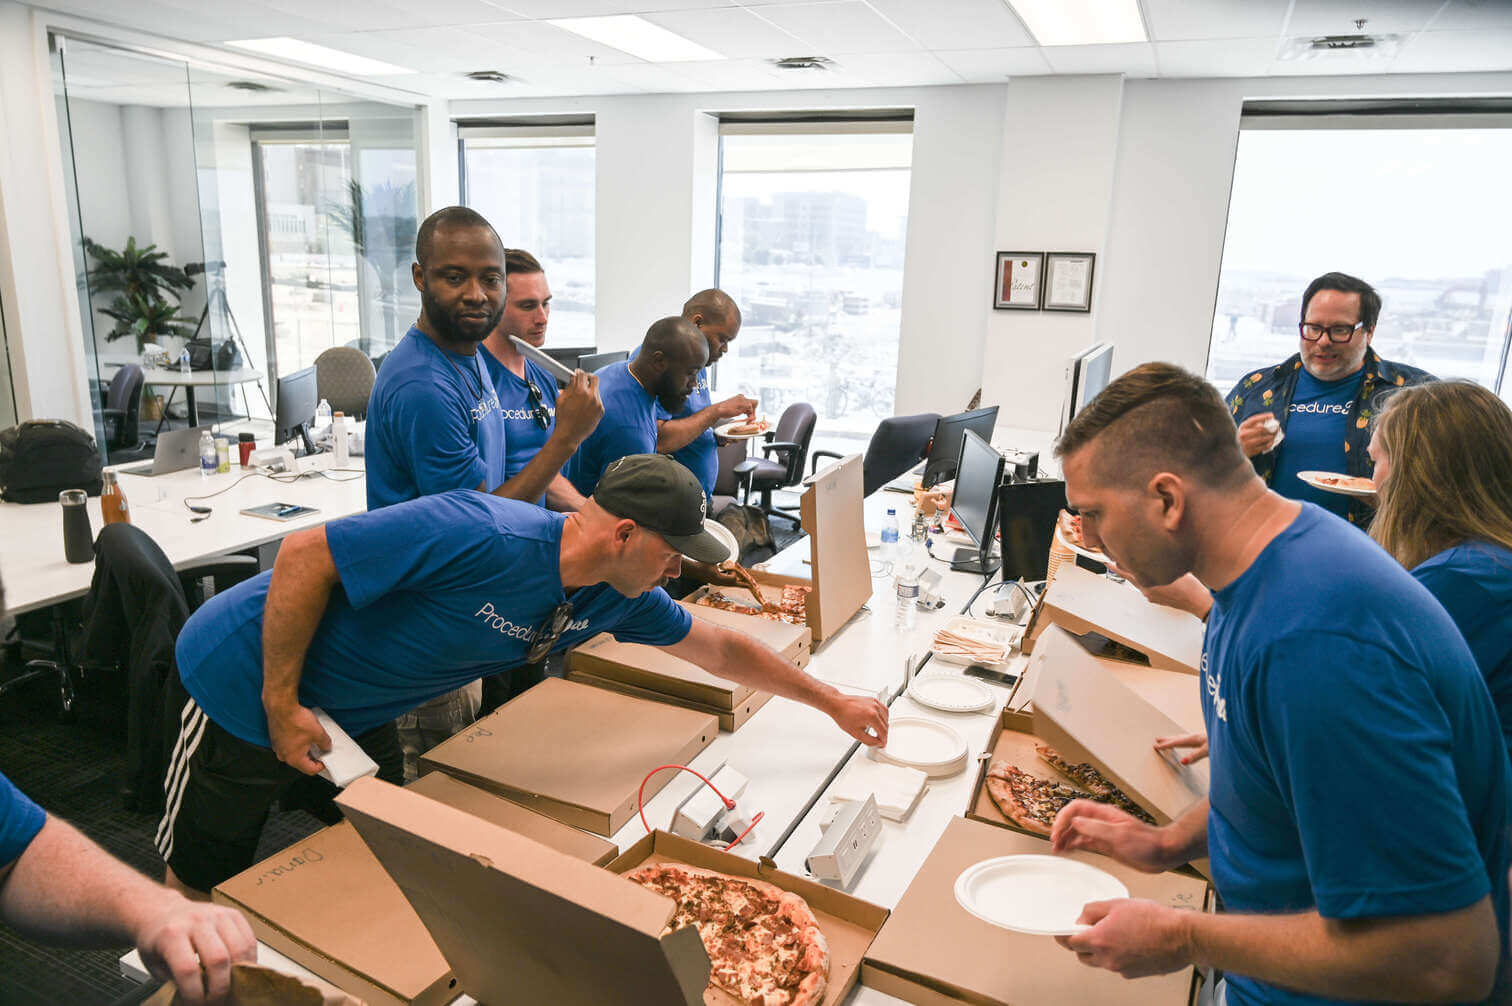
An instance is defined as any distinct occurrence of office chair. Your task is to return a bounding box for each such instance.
[811,412,940,497]
[100,364,152,462]
[733,402,817,526]
[314,346,377,419]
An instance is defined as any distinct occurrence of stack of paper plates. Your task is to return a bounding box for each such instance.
[870,717,968,778]
[954,855,1129,935]
[907,673,994,714]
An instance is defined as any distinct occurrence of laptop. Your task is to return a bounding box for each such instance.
[116,425,214,476]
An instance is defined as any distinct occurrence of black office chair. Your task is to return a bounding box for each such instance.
[734,402,817,526]
[100,364,151,461]
[811,412,940,498]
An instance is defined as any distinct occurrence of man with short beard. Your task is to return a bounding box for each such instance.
[566,316,707,497]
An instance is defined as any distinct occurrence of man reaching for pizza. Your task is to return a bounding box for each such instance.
[156,454,888,899]
[1048,364,1508,1006]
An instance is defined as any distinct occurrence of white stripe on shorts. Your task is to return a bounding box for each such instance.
[155,700,208,860]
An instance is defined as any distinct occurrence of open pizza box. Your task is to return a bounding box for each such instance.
[1004,632,1204,733]
[565,667,774,732]
[686,453,871,645]
[418,677,717,836]
[606,829,890,1005]
[211,772,617,1006]
[335,777,712,1006]
[1021,564,1204,675]
[860,816,1207,1006]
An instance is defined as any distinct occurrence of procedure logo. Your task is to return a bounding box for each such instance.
[1289,401,1350,416]
[474,602,589,640]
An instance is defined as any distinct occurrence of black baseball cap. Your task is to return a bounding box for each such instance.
[593,454,730,564]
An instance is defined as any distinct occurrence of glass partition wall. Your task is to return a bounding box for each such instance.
[51,34,422,461]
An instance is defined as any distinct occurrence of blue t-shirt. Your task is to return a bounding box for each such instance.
[0,771,44,868]
[176,492,692,746]
[1414,541,1512,754]
[364,327,509,511]
[1203,504,1511,1006]
[566,360,659,497]
[480,348,560,484]
[657,367,717,498]
[1272,368,1365,519]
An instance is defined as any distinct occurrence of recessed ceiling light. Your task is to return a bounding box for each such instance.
[770,56,834,71]
[546,15,724,63]
[1007,0,1147,47]
[463,70,514,84]
[224,38,413,76]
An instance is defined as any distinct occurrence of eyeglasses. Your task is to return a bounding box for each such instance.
[526,601,574,663]
[525,381,552,431]
[1299,321,1366,343]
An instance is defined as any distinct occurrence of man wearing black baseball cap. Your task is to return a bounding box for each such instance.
[157,454,888,898]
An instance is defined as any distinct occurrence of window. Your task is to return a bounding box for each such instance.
[1207,120,1512,399]
[460,125,595,348]
[714,124,913,454]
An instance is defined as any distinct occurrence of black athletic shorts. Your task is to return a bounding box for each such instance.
[156,674,403,893]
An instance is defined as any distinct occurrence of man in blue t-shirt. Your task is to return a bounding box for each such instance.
[566,317,708,497]
[478,248,589,510]
[365,207,601,513]
[651,289,757,499]
[1225,272,1432,524]
[157,455,888,897]
[1049,364,1508,1005]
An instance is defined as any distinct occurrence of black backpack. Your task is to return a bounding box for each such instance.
[0,420,104,503]
[186,337,243,372]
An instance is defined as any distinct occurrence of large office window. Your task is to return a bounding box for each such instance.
[1207,119,1512,398]
[460,124,595,348]
[715,123,913,452]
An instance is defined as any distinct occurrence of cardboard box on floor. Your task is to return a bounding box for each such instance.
[687,452,871,645]
[211,773,617,1006]
[1022,564,1204,675]
[606,830,890,1005]
[336,778,712,1006]
[418,677,717,836]
[565,667,774,732]
[862,817,1206,1006]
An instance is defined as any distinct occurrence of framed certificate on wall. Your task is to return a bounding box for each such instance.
[1044,252,1096,312]
[994,251,1043,310]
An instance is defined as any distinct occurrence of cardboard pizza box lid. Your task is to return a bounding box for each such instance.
[1028,625,1209,826]
[1022,564,1204,675]
[418,677,718,836]
[336,778,711,1006]
[799,452,872,643]
[405,772,618,867]
[675,599,813,668]
[564,667,774,733]
[607,830,890,1006]
[862,816,1205,1006]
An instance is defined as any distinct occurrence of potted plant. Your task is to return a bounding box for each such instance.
[81,236,195,351]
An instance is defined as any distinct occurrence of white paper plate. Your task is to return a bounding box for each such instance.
[1297,470,1377,498]
[870,716,968,778]
[702,519,739,564]
[954,855,1129,936]
[907,673,994,713]
[1054,525,1109,564]
[714,418,771,440]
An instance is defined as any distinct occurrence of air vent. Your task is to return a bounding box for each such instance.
[463,70,514,84]
[226,80,279,92]
[1278,33,1402,61]
[769,56,834,71]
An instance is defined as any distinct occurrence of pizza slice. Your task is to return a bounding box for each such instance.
[1035,744,1157,825]
[984,761,1083,836]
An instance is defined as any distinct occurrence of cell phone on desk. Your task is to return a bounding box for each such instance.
[240,502,319,522]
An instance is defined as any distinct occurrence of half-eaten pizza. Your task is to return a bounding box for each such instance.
[626,862,829,1006]
[985,744,1156,835]
[697,585,810,627]
[726,418,771,436]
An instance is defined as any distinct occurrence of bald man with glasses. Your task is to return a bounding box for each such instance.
[1225,271,1433,525]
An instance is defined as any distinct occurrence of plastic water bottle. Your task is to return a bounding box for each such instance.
[179,347,191,375]
[315,398,333,432]
[894,566,920,632]
[331,411,349,467]
[880,507,900,558]
[198,429,216,477]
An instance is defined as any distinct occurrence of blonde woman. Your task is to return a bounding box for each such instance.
[1368,380,1512,751]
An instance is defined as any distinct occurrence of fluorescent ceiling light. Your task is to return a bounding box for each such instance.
[224,38,413,76]
[1008,0,1147,46]
[547,15,724,63]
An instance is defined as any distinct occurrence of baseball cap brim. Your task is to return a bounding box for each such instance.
[658,519,735,565]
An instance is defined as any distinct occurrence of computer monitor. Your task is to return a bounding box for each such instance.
[1058,343,1114,435]
[577,350,628,373]
[920,405,999,489]
[997,478,1068,582]
[947,429,1005,575]
[542,346,595,383]
[275,366,318,455]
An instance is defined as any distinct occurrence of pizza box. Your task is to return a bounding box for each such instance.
[1005,645,1203,733]
[566,667,774,732]
[335,777,712,1006]
[964,706,1076,841]
[418,677,718,836]
[606,829,890,1006]
[861,816,1206,1006]
[1022,564,1204,676]
[211,774,617,1006]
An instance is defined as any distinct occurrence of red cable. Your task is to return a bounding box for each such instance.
[638,764,737,835]
[723,811,765,851]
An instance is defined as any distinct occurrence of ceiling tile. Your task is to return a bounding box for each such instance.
[302,30,494,73]
[1041,42,1158,76]
[829,51,964,86]
[641,7,805,58]
[674,56,789,88]
[1429,0,1512,30]
[866,0,1035,50]
[467,19,648,64]
[1153,37,1279,77]
[1266,47,1402,75]
[933,46,1053,81]
[495,0,739,15]
[751,1,920,55]
[1139,0,1290,42]
[1285,0,1447,36]
[1391,28,1512,72]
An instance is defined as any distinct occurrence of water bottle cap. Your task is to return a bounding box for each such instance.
[886,507,896,515]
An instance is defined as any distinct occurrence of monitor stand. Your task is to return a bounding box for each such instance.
[293,422,316,457]
[948,544,1000,576]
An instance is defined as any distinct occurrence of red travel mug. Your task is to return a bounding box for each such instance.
[238,433,256,468]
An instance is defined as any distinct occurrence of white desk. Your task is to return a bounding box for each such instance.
[0,457,365,615]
